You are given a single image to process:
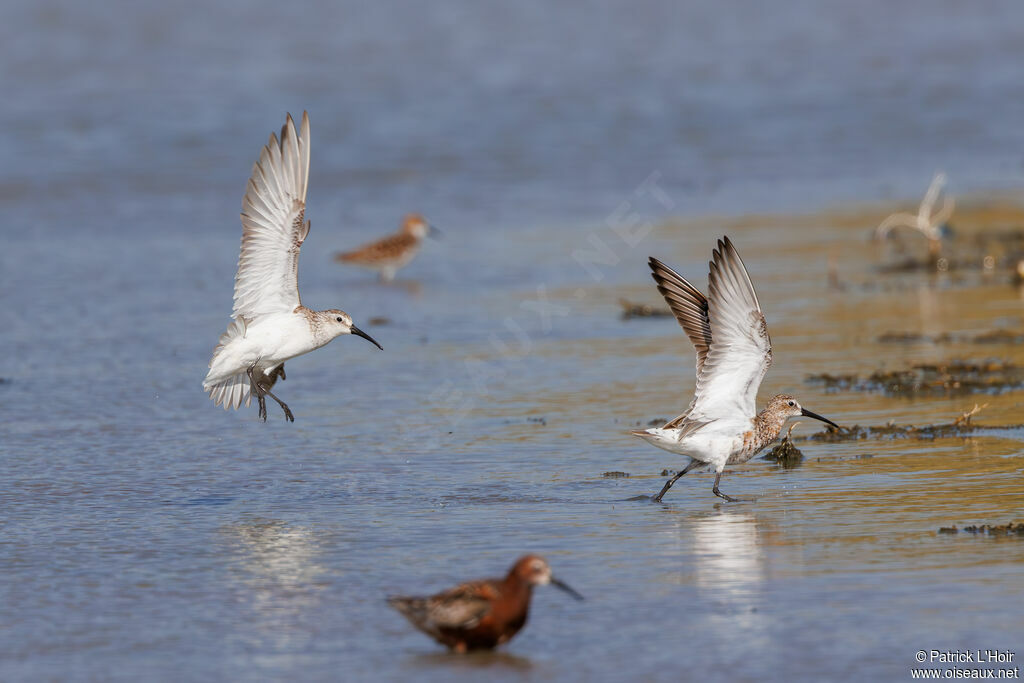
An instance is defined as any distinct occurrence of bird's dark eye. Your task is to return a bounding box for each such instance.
[336,317,343,322]
[788,401,795,407]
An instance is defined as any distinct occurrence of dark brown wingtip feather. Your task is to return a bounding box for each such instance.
[648,256,683,285]
[646,256,713,378]
[647,256,668,282]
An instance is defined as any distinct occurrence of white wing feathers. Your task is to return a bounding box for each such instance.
[233,111,312,321]
[651,237,772,427]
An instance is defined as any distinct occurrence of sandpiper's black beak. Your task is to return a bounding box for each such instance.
[800,407,839,429]
[351,325,383,350]
[550,577,584,601]
[427,224,442,239]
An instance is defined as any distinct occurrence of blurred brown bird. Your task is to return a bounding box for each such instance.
[334,213,439,281]
[387,554,583,653]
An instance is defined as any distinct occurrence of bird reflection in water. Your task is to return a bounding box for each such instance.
[223,519,326,651]
[689,510,771,638]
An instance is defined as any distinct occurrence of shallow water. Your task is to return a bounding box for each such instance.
[3,1,1024,681]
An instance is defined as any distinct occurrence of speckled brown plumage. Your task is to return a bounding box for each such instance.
[730,394,803,464]
[337,232,419,265]
[334,213,431,281]
[635,237,841,502]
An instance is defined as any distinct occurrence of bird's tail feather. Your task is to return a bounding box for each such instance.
[207,372,252,410]
[630,427,681,451]
[204,318,251,410]
[208,318,247,368]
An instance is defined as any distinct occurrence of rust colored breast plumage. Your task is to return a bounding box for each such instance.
[732,416,785,463]
[741,429,757,455]
[439,581,531,651]
[728,429,761,463]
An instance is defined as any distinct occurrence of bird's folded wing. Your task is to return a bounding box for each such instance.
[233,112,312,320]
[338,232,416,263]
[686,237,772,423]
[425,582,495,629]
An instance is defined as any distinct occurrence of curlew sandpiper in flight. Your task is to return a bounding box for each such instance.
[203,112,382,422]
[632,237,840,502]
[388,555,583,653]
[334,213,439,282]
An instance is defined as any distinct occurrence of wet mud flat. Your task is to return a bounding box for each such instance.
[938,522,1024,536]
[618,299,672,320]
[869,202,1024,276]
[876,329,1024,345]
[806,361,1024,397]
[794,405,1023,444]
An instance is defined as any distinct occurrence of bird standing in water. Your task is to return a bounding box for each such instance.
[632,237,840,502]
[388,555,583,653]
[334,213,439,282]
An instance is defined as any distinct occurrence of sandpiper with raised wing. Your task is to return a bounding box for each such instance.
[632,237,840,502]
[203,112,382,422]
[334,213,439,282]
[874,172,954,259]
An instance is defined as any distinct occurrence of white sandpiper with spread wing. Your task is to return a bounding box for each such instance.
[874,171,954,259]
[203,112,382,422]
[632,237,840,502]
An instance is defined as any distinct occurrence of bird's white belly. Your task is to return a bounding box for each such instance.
[206,313,320,385]
[244,314,321,365]
[641,418,752,471]
[678,433,745,470]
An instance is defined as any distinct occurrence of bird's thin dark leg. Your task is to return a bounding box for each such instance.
[246,364,268,422]
[262,387,294,423]
[712,471,754,502]
[712,472,736,502]
[651,460,700,502]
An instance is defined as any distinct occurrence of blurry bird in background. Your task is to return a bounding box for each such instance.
[335,213,440,282]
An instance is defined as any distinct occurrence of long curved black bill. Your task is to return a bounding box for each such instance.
[351,325,383,351]
[801,407,839,429]
[550,577,584,601]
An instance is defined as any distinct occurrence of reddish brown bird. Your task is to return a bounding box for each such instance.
[388,555,583,653]
[334,213,439,281]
